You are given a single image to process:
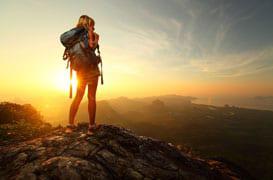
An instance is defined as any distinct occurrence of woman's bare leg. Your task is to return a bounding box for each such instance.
[87,77,98,126]
[69,81,86,125]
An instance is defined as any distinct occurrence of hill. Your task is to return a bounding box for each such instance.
[0,102,52,146]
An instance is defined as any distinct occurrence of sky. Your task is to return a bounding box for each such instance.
[0,0,273,107]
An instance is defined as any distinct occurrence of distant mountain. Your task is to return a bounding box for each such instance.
[194,96,273,111]
[133,94,195,107]
[107,96,147,114]
[77,100,125,126]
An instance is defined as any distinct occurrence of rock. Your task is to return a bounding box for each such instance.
[0,124,252,180]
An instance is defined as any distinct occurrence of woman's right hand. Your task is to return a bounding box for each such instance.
[88,32,99,48]
[93,32,99,44]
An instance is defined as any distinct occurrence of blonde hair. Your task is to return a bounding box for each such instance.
[76,15,95,30]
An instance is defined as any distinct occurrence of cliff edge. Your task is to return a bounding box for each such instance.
[0,124,252,180]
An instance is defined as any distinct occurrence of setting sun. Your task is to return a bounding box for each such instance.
[55,69,77,93]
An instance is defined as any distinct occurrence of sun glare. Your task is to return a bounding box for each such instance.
[55,69,77,92]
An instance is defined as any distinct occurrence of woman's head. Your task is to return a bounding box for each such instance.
[76,15,95,31]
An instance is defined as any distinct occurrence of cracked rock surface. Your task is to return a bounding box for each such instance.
[0,124,250,180]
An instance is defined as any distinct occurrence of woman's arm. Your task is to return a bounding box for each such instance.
[89,32,99,49]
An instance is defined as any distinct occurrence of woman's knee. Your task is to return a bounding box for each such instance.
[87,81,98,101]
[87,93,96,101]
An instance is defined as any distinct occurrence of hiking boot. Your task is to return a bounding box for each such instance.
[65,124,77,134]
[87,123,100,136]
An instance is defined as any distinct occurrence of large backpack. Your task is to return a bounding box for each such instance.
[60,27,102,71]
[60,27,103,98]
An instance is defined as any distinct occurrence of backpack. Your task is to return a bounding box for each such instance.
[60,27,102,71]
[60,27,104,98]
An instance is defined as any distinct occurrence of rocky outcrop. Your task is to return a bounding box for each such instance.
[0,124,252,180]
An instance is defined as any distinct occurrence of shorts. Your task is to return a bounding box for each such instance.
[76,66,100,85]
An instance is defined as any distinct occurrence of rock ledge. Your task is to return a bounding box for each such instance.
[0,124,251,179]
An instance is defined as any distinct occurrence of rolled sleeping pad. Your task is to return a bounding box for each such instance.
[60,27,86,48]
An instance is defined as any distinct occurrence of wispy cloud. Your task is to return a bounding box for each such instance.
[104,0,273,78]
[190,47,273,77]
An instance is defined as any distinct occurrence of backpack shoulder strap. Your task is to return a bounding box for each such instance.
[62,48,69,60]
[96,44,104,85]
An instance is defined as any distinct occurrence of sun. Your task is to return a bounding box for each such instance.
[55,69,78,92]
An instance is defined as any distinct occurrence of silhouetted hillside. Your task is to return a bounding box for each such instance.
[0,102,52,146]
[0,102,43,124]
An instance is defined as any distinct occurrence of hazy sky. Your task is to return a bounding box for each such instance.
[1,0,273,105]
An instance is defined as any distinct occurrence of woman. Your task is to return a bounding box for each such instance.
[65,15,101,135]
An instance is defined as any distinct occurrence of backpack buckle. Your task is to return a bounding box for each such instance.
[63,48,69,60]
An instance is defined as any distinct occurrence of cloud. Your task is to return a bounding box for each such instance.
[103,0,273,79]
[190,46,273,77]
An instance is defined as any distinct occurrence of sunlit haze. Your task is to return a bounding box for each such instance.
[1,0,273,123]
